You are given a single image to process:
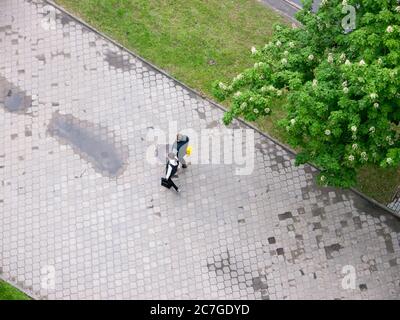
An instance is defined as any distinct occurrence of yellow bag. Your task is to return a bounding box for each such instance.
[186,145,192,156]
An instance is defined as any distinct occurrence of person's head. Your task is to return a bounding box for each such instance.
[176,133,183,142]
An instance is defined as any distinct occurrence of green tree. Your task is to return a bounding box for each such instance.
[213,0,400,188]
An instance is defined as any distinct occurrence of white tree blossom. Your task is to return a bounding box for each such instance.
[361,152,368,160]
[370,93,378,100]
[218,82,227,90]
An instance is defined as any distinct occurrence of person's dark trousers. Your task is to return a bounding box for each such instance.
[167,177,179,191]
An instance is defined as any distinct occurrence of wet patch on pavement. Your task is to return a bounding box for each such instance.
[324,243,344,259]
[206,120,219,129]
[0,76,32,113]
[56,12,74,26]
[47,112,129,177]
[194,106,206,120]
[104,50,136,71]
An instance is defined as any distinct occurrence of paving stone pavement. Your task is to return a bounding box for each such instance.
[0,0,400,300]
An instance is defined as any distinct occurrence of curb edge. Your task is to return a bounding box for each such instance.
[0,274,38,300]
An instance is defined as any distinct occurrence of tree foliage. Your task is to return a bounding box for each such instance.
[212,0,400,188]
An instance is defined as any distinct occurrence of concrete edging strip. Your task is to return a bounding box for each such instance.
[282,0,302,10]
[0,274,38,300]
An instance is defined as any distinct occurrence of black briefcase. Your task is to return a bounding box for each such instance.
[161,177,171,189]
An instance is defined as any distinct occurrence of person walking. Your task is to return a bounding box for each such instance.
[172,133,189,168]
[164,152,180,192]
